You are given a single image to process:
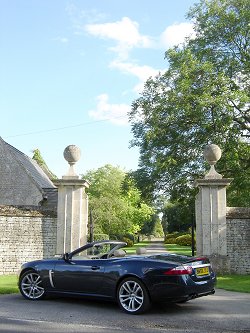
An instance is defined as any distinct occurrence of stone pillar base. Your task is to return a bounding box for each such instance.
[207,254,230,275]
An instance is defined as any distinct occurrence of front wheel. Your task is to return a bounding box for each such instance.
[19,270,45,300]
[117,277,151,314]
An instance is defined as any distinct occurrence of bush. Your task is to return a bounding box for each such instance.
[122,237,134,247]
[92,234,109,242]
[165,237,177,244]
[175,234,192,246]
[165,232,184,244]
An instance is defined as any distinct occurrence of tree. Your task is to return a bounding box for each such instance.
[83,165,155,238]
[32,149,57,180]
[162,201,194,234]
[129,0,250,207]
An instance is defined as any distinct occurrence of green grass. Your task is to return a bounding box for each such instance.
[165,244,194,256]
[216,275,250,293]
[125,241,151,254]
[0,275,19,294]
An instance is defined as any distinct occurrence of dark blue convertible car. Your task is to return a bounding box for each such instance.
[19,240,216,314]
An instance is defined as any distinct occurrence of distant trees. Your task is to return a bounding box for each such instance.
[83,165,155,240]
[128,0,250,234]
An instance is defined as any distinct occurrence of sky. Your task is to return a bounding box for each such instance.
[0,0,197,178]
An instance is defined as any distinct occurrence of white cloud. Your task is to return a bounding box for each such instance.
[160,22,195,48]
[88,94,130,125]
[110,60,164,93]
[83,16,195,123]
[85,17,152,60]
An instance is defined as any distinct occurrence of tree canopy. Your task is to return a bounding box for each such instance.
[129,0,250,208]
[83,165,155,238]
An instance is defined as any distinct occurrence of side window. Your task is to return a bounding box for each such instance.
[71,249,89,260]
[71,244,111,260]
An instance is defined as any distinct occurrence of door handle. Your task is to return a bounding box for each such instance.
[91,266,100,270]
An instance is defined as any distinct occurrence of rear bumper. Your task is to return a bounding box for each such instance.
[173,288,215,303]
[147,274,216,303]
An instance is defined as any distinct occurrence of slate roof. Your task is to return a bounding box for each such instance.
[0,137,57,211]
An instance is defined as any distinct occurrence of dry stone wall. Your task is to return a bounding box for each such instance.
[226,207,250,275]
[0,208,57,275]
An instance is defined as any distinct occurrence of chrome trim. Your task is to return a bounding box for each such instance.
[190,263,211,268]
[49,269,55,288]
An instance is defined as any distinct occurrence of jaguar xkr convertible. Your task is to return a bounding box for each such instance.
[18,240,216,314]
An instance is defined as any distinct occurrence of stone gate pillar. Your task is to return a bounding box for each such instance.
[195,144,232,272]
[53,145,89,254]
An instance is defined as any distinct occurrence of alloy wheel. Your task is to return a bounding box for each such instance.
[118,279,144,313]
[20,271,45,300]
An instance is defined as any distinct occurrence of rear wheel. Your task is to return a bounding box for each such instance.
[19,270,45,300]
[117,277,151,314]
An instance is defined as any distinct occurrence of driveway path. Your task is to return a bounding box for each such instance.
[0,289,249,333]
[145,240,167,253]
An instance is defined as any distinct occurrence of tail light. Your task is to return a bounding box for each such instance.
[164,265,193,275]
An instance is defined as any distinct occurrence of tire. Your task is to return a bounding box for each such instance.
[117,277,151,314]
[19,270,45,300]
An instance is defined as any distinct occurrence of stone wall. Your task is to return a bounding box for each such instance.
[226,207,250,275]
[0,208,57,275]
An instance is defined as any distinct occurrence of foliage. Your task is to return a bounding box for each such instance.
[129,0,250,208]
[153,217,164,237]
[175,234,193,246]
[122,237,134,247]
[162,201,194,233]
[83,165,155,238]
[32,149,58,180]
[165,237,177,244]
[90,234,109,242]
[140,214,164,237]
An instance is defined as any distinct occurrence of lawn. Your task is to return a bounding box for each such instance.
[125,241,151,254]
[0,275,18,294]
[216,275,250,293]
[165,244,193,256]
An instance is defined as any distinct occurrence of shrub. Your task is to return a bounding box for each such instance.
[92,234,109,242]
[122,237,134,247]
[175,234,192,246]
[165,237,177,244]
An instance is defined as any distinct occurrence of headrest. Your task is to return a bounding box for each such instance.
[113,249,126,257]
[136,247,147,255]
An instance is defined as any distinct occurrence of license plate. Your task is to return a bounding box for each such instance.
[196,267,209,276]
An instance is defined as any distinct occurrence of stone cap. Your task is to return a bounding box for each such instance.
[226,207,250,219]
[194,178,233,187]
[53,179,90,188]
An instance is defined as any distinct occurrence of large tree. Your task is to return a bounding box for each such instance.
[83,165,154,238]
[129,0,250,207]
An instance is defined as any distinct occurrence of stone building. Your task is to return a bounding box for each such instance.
[0,137,57,211]
[0,139,89,275]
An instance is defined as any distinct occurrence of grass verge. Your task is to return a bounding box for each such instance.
[0,275,19,294]
[216,275,250,293]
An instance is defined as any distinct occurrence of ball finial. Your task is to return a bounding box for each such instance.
[203,144,222,179]
[63,145,81,165]
[63,145,81,179]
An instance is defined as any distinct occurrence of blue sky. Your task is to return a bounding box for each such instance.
[0,0,196,178]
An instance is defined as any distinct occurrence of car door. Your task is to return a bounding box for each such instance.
[53,258,105,294]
